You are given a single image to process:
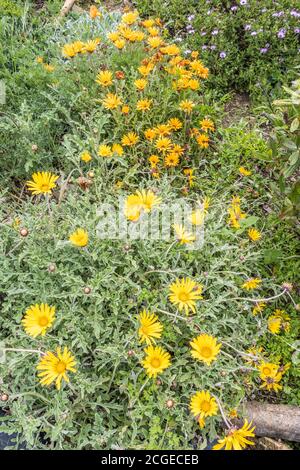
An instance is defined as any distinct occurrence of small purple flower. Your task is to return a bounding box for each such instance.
[184,49,192,55]
[212,29,219,36]
[244,24,251,31]
[240,0,247,5]
[231,6,238,11]
[202,45,208,51]
[260,47,268,54]
[290,10,300,18]
[186,24,193,31]
[277,28,286,39]
[250,31,257,36]
[261,8,267,13]
[294,28,300,34]
[175,37,183,42]
[187,14,195,22]
[220,51,227,59]
[188,29,195,34]
[210,45,216,50]
[201,31,207,36]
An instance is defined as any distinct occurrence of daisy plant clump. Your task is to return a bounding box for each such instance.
[0,4,298,451]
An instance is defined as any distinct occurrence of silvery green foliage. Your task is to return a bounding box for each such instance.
[50,7,121,50]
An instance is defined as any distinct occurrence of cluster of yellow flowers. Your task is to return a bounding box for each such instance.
[62,38,101,58]
[22,303,76,390]
[244,346,290,393]
[85,9,213,181]
[258,361,290,392]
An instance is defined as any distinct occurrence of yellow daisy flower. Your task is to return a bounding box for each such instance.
[173,224,195,244]
[144,128,157,140]
[121,132,139,146]
[148,36,163,48]
[200,118,215,132]
[83,38,100,53]
[258,362,279,380]
[142,345,171,378]
[268,315,282,334]
[239,166,252,176]
[136,98,152,111]
[102,93,122,110]
[121,105,130,114]
[164,152,180,167]
[241,278,262,290]
[124,190,161,221]
[190,209,205,226]
[96,70,113,87]
[252,301,266,316]
[62,43,76,58]
[98,144,113,157]
[179,100,195,114]
[136,189,161,212]
[155,124,172,136]
[248,228,261,242]
[196,134,209,148]
[213,420,255,450]
[155,137,172,153]
[148,154,160,167]
[160,44,180,56]
[22,303,56,338]
[122,11,139,25]
[69,228,89,247]
[190,391,218,419]
[113,39,126,49]
[80,151,92,162]
[27,171,59,195]
[134,78,148,91]
[138,310,163,345]
[138,63,154,76]
[190,334,221,365]
[37,346,76,390]
[168,118,182,131]
[112,143,124,156]
[169,278,203,314]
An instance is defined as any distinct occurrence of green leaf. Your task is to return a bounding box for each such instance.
[290,118,299,133]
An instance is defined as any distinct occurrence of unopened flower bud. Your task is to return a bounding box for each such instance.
[128,349,134,357]
[19,227,29,237]
[83,287,91,295]
[166,399,174,409]
[31,144,38,152]
[156,379,162,386]
[282,282,293,292]
[48,263,56,273]
[0,393,9,402]
[87,171,95,178]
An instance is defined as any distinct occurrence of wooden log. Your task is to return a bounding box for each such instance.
[59,0,76,17]
[243,401,300,442]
